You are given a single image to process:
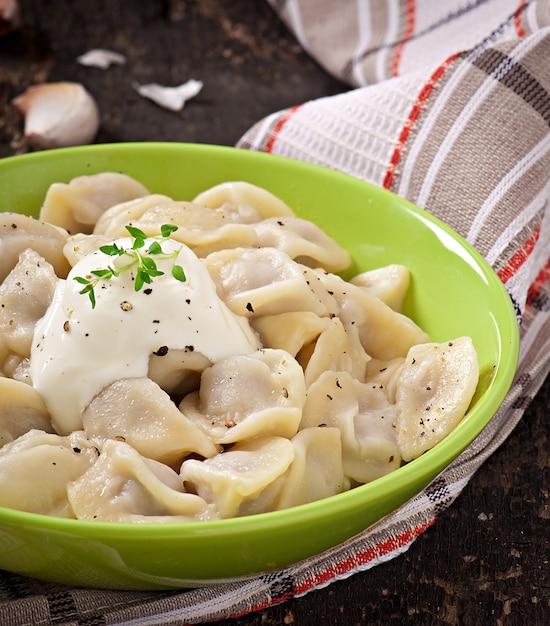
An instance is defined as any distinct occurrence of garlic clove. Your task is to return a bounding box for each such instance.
[133,79,203,112]
[13,82,100,150]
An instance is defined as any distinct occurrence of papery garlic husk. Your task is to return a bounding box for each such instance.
[13,82,100,150]
[133,79,203,112]
[77,48,126,69]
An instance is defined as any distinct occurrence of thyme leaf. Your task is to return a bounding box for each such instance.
[74,224,187,308]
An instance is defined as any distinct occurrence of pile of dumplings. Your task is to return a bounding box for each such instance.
[0,173,479,523]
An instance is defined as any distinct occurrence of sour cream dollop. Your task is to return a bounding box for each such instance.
[30,237,260,434]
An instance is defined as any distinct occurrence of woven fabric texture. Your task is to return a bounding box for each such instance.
[1,1,549,624]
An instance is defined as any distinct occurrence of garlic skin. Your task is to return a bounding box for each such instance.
[133,79,203,112]
[77,49,126,69]
[13,82,100,150]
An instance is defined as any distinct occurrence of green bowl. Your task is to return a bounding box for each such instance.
[0,143,519,589]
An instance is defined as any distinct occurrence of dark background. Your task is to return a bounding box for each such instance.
[0,1,548,624]
[0,0,346,154]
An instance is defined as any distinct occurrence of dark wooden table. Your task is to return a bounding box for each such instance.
[0,2,548,624]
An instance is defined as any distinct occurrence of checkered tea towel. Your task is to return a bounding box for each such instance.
[1,1,549,624]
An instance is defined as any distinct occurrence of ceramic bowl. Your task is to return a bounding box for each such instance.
[0,143,519,589]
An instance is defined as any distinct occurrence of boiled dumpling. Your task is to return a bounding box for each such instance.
[0,378,53,448]
[68,439,218,523]
[2,353,31,384]
[148,346,211,397]
[395,337,479,461]
[0,212,71,282]
[180,348,306,444]
[193,181,295,222]
[0,249,58,357]
[252,216,352,272]
[62,232,119,266]
[275,427,350,510]
[40,172,150,234]
[180,436,295,518]
[0,429,99,517]
[82,377,219,467]
[307,267,429,360]
[252,311,331,357]
[204,247,329,318]
[364,356,406,405]
[302,317,371,386]
[93,194,175,235]
[301,370,401,483]
[94,195,256,257]
[0,336,10,374]
[351,264,410,312]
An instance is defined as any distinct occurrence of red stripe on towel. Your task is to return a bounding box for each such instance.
[391,0,416,77]
[293,518,435,595]
[526,254,550,308]
[498,225,540,284]
[265,104,304,153]
[225,519,435,622]
[514,0,527,38]
[383,53,459,190]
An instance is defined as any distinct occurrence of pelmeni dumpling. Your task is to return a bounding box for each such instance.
[82,377,219,468]
[180,349,306,444]
[0,249,57,357]
[302,317,371,387]
[301,370,401,484]
[180,436,295,518]
[252,311,331,357]
[63,232,120,266]
[192,181,295,222]
[395,337,479,461]
[2,353,31,384]
[307,268,430,361]
[345,404,400,484]
[0,336,10,373]
[364,356,406,405]
[275,427,350,510]
[252,217,352,273]
[68,439,218,523]
[117,200,256,257]
[0,378,53,448]
[93,194,175,235]
[94,195,256,257]
[40,172,150,234]
[146,202,255,257]
[0,429,99,517]
[299,266,340,317]
[0,212,71,283]
[0,335,29,382]
[204,247,329,318]
[148,347,211,397]
[351,264,410,312]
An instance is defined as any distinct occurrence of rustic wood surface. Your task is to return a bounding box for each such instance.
[0,2,548,624]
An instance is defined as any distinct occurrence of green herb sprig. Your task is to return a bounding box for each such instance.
[74,224,187,308]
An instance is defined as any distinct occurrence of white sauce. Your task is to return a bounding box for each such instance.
[30,237,260,434]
